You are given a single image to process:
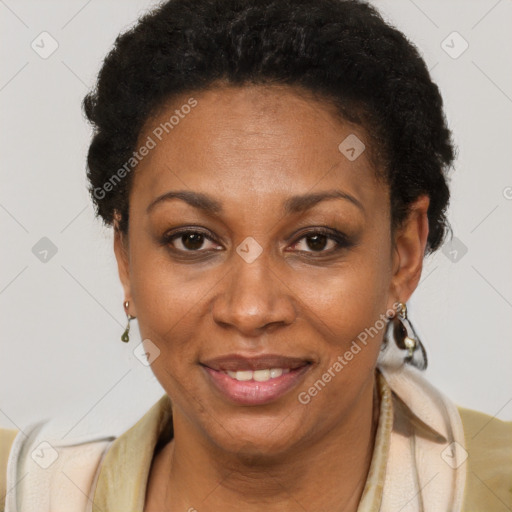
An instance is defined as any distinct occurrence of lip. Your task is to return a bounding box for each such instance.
[201,354,312,406]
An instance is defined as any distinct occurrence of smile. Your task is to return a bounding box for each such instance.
[201,354,312,406]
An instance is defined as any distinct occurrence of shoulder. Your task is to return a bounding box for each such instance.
[0,396,170,512]
[1,428,18,511]
[457,406,512,512]
[1,423,114,512]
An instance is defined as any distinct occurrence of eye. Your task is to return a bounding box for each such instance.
[161,226,353,257]
[288,227,352,255]
[162,229,222,253]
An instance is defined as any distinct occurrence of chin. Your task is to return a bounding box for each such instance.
[207,413,306,461]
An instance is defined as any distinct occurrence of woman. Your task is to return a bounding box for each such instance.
[2,0,511,511]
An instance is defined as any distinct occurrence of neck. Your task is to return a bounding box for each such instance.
[145,374,380,512]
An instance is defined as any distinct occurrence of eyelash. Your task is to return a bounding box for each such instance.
[161,226,354,257]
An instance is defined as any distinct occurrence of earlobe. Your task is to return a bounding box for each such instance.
[389,195,430,304]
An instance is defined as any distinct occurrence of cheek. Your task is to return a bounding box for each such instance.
[127,246,197,348]
[300,248,391,339]
[296,247,393,393]
[293,255,391,417]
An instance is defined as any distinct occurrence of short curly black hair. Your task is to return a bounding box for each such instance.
[83,0,455,254]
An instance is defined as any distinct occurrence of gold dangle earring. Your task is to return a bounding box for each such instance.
[121,300,135,343]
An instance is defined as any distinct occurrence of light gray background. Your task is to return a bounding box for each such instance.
[1,0,511,436]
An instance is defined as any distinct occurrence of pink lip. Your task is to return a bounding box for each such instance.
[202,364,311,406]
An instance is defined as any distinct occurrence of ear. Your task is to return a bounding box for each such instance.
[388,195,430,305]
[113,212,136,316]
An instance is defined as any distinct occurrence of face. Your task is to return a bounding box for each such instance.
[114,84,429,458]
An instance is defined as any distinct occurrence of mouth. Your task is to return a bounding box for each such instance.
[200,354,313,405]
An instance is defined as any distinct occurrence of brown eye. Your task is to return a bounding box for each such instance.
[163,229,221,253]
[181,232,206,250]
[303,234,330,252]
[289,228,353,255]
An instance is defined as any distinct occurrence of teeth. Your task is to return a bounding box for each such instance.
[269,368,283,379]
[232,370,253,381]
[253,369,270,381]
[225,368,291,382]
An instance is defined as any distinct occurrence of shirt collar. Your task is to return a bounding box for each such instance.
[92,393,173,512]
[356,369,393,510]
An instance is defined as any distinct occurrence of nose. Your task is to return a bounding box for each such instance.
[211,250,296,336]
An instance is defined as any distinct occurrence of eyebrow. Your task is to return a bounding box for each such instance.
[146,189,364,215]
[283,190,364,214]
[146,190,222,215]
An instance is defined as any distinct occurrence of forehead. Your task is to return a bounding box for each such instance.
[131,84,385,215]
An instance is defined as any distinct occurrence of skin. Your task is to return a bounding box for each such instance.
[113,84,430,512]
